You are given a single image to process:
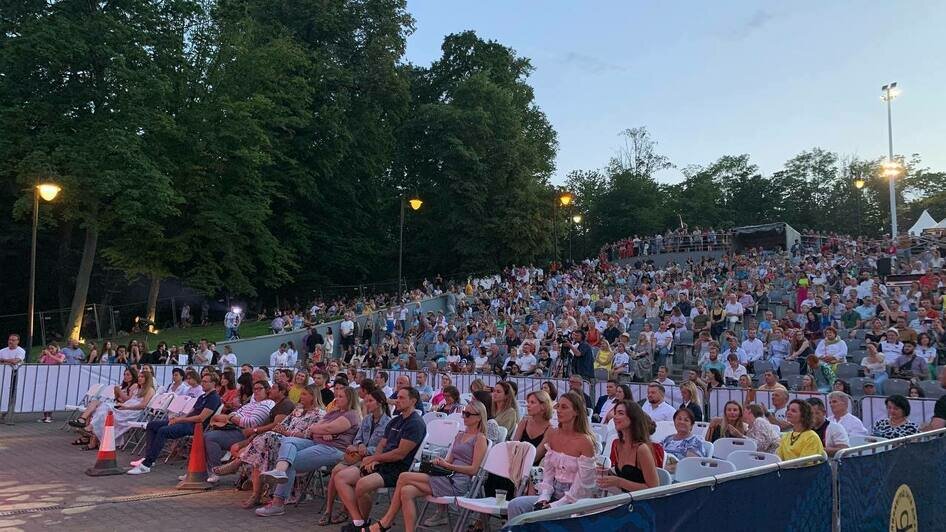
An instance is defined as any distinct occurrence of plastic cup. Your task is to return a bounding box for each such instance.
[495,489,507,505]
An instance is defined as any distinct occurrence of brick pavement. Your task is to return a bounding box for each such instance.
[0,415,446,532]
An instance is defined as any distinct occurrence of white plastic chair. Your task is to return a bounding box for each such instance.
[650,420,676,443]
[656,467,673,486]
[423,411,447,424]
[701,440,714,459]
[446,412,464,424]
[425,418,462,448]
[712,437,757,459]
[727,451,780,470]
[674,457,736,482]
[165,395,192,417]
[692,421,710,439]
[454,442,537,530]
[849,435,887,447]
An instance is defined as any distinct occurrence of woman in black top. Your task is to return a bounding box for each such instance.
[512,390,553,462]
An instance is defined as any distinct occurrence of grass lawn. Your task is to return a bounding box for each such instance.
[29,320,273,358]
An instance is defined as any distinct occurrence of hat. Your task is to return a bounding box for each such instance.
[886,328,900,336]
[863,379,876,387]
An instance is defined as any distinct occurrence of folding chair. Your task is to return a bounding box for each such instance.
[454,442,537,532]
[416,440,495,532]
[122,393,174,452]
[61,383,103,430]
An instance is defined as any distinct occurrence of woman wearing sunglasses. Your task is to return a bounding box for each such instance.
[368,400,490,532]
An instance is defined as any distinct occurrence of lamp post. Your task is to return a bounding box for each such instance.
[570,214,582,263]
[397,196,422,304]
[555,192,574,264]
[881,82,900,237]
[26,183,61,357]
[853,175,865,235]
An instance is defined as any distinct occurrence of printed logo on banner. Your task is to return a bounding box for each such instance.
[889,484,917,532]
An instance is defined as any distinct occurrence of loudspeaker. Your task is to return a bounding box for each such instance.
[877,257,892,277]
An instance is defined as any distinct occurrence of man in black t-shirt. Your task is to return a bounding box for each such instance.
[335,387,426,531]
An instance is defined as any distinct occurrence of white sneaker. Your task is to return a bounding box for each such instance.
[206,475,219,484]
[130,458,145,467]
[260,469,288,485]
[127,464,151,475]
[43,418,53,423]
[178,474,187,481]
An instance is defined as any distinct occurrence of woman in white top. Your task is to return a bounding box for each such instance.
[323,329,335,357]
[917,333,938,379]
[860,344,888,393]
[815,326,848,364]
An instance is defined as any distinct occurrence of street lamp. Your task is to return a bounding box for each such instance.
[852,175,865,234]
[27,183,61,357]
[881,82,900,236]
[558,192,574,207]
[569,214,582,263]
[397,195,422,304]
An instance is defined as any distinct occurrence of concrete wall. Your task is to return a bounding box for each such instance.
[218,294,450,366]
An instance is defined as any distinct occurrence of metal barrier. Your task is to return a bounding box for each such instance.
[504,454,827,528]
[707,387,829,418]
[857,395,937,429]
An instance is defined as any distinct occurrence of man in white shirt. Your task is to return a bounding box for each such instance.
[611,341,631,376]
[0,334,25,365]
[518,344,538,374]
[740,329,765,367]
[194,338,214,365]
[0,334,26,421]
[642,383,676,422]
[655,365,675,386]
[219,345,238,369]
[723,354,748,384]
[826,391,868,437]
[807,397,849,457]
[270,343,290,367]
[724,294,744,327]
[653,322,674,371]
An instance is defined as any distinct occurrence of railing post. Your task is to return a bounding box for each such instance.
[4,364,19,425]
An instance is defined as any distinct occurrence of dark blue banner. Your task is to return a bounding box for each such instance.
[507,461,832,532]
[838,435,946,532]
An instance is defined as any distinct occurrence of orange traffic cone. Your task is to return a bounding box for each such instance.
[176,421,211,490]
[86,411,126,476]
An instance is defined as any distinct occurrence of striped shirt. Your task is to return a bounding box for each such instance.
[231,399,275,428]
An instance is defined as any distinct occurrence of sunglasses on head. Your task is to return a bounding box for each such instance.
[462,411,480,418]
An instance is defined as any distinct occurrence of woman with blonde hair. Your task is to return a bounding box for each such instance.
[491,381,519,439]
[513,390,553,453]
[678,381,704,422]
[594,339,614,371]
[508,392,596,519]
[368,400,489,532]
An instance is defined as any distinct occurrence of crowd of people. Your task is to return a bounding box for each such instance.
[5,228,946,529]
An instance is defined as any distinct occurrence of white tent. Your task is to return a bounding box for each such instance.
[935,216,946,229]
[908,210,938,235]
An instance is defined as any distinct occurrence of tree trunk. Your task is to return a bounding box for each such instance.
[64,225,99,341]
[146,273,161,333]
[56,219,75,333]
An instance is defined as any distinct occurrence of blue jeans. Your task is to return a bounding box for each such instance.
[273,437,344,499]
[143,419,194,467]
[655,346,670,373]
[508,496,541,520]
[225,327,238,340]
[205,428,246,469]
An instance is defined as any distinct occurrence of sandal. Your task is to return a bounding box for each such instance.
[213,460,243,477]
[368,521,391,532]
[330,510,349,524]
[240,496,262,509]
[68,417,87,428]
[71,437,90,446]
[317,514,332,526]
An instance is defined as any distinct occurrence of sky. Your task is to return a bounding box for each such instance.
[404,0,946,184]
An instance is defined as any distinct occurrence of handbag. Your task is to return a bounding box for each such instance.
[419,461,453,477]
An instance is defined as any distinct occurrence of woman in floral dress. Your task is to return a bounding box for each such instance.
[214,384,324,508]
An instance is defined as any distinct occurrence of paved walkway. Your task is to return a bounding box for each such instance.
[0,415,438,532]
